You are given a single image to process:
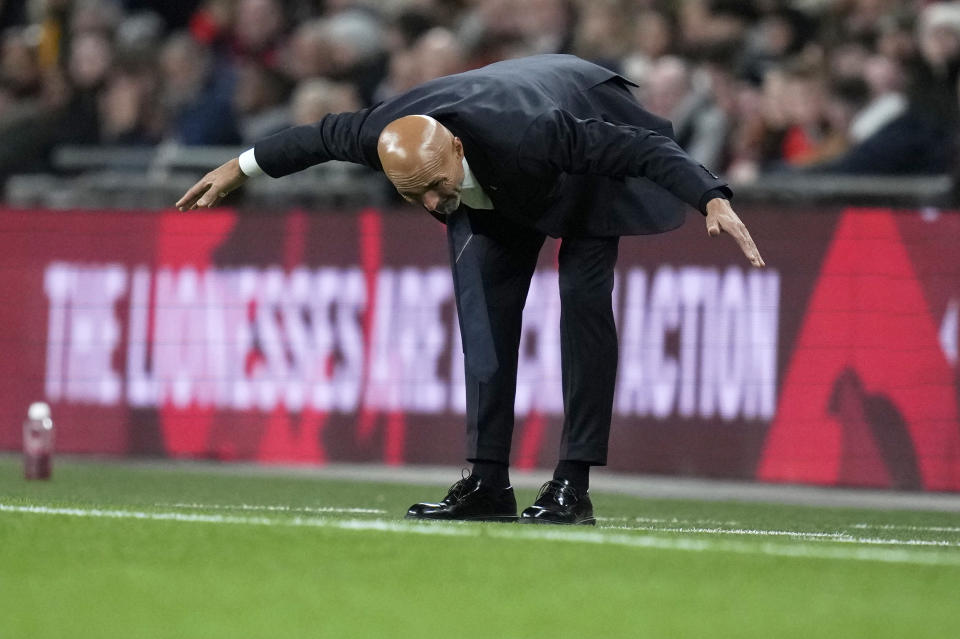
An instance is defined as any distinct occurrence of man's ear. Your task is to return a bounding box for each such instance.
[452,136,464,159]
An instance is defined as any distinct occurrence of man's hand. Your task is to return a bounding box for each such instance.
[175,158,247,211]
[705,198,765,268]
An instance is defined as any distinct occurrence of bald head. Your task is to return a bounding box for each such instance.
[378,115,465,215]
[378,115,455,185]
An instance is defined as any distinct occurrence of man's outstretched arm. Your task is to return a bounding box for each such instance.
[253,109,373,177]
[518,109,765,268]
[176,109,374,210]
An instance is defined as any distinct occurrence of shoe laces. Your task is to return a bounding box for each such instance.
[446,469,476,501]
[537,479,577,505]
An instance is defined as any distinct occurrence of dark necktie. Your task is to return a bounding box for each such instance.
[446,208,499,382]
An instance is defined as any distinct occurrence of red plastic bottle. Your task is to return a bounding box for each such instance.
[23,402,54,480]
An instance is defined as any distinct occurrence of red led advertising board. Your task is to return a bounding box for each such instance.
[0,205,957,490]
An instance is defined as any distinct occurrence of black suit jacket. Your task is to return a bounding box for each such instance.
[254,54,731,237]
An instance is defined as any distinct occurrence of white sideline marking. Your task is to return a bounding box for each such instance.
[852,523,960,534]
[605,524,960,548]
[159,502,387,515]
[2,503,960,566]
[597,516,743,526]
[598,517,960,536]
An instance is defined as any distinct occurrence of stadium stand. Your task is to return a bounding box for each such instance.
[0,0,956,209]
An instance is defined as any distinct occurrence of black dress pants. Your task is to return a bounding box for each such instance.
[448,208,619,466]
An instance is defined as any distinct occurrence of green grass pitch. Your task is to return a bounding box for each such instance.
[2,457,959,639]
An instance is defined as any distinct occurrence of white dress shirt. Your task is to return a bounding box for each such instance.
[459,157,494,210]
[238,148,263,176]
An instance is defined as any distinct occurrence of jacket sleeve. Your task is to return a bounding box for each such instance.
[516,108,731,211]
[253,109,376,178]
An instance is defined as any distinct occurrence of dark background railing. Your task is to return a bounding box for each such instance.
[4,144,956,211]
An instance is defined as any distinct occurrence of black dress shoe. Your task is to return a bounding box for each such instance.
[405,474,518,522]
[520,479,596,525]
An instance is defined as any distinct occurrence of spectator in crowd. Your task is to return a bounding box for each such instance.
[408,27,468,86]
[778,64,833,167]
[309,9,388,105]
[98,65,161,145]
[724,66,790,179]
[875,12,916,62]
[724,74,766,183]
[838,0,900,43]
[59,29,113,144]
[630,9,676,64]
[290,78,360,127]
[374,24,468,104]
[381,7,438,57]
[820,76,871,161]
[572,0,633,68]
[849,54,908,144]
[114,9,165,67]
[70,0,121,36]
[0,26,59,179]
[678,0,756,52]
[642,55,729,168]
[230,0,285,67]
[160,32,240,145]
[234,62,291,143]
[188,0,234,47]
[518,0,575,56]
[911,1,960,124]
[828,41,872,81]
[282,19,329,83]
[0,27,45,122]
[738,6,813,83]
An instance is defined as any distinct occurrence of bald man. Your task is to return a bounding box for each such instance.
[177,54,763,525]
[377,115,466,216]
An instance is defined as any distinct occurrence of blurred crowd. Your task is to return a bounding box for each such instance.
[1,0,959,183]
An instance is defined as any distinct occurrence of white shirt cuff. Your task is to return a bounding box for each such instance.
[238,148,263,177]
